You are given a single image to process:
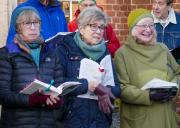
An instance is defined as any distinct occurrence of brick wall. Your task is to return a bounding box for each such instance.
[97,0,131,42]
[18,0,26,4]
[18,0,180,43]
[97,0,180,43]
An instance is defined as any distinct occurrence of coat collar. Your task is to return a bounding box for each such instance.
[152,8,177,27]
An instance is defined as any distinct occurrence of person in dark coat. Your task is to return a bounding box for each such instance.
[0,6,63,128]
[56,6,121,128]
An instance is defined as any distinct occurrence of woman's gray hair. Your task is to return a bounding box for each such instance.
[77,6,108,28]
[16,10,41,32]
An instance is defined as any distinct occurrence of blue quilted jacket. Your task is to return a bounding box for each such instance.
[0,42,64,128]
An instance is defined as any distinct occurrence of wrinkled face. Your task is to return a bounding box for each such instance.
[79,20,105,45]
[132,17,155,44]
[18,18,40,42]
[152,0,170,20]
[80,0,96,11]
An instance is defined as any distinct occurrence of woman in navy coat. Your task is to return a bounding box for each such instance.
[56,7,121,128]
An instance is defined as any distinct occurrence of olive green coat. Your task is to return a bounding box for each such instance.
[114,36,180,128]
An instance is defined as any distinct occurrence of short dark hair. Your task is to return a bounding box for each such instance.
[166,0,173,5]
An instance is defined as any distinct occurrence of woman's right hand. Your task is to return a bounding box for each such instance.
[173,96,180,114]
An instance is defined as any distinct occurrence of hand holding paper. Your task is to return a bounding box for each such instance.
[149,87,177,102]
[20,79,81,96]
[142,78,178,102]
[141,78,178,90]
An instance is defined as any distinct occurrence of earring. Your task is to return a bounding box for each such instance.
[80,34,84,41]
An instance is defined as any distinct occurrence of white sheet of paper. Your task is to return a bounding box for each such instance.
[79,58,102,83]
[100,55,115,86]
[79,55,115,86]
[141,78,178,90]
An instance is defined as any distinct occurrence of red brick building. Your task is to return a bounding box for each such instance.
[96,0,180,42]
[18,0,180,43]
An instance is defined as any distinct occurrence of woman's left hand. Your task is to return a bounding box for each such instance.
[46,95,62,109]
[88,81,99,92]
[46,95,60,105]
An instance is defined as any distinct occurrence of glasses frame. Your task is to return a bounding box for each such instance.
[81,3,96,8]
[19,20,41,29]
[87,24,106,32]
[135,24,155,30]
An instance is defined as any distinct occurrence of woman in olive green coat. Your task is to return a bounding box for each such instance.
[114,8,180,128]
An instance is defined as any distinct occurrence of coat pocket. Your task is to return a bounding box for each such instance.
[67,55,82,77]
[121,104,147,128]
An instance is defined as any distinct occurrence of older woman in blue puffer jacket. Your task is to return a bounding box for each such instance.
[0,6,64,128]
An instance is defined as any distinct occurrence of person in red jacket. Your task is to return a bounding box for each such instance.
[68,0,121,57]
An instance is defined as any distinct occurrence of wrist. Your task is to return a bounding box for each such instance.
[29,93,49,107]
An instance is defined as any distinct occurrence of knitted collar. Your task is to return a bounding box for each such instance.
[74,32,106,61]
[14,34,44,53]
[125,36,166,68]
[152,8,177,27]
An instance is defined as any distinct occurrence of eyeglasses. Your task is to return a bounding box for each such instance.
[20,20,40,28]
[135,24,155,30]
[81,3,96,8]
[88,24,105,32]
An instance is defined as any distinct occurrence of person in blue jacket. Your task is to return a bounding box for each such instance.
[152,0,180,50]
[6,0,68,45]
[0,6,64,128]
[54,7,121,128]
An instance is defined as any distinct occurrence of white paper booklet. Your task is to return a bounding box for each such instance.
[141,78,178,90]
[20,79,81,96]
[79,55,115,86]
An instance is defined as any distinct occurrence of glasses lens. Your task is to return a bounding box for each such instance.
[88,24,105,32]
[23,20,40,28]
[136,24,155,30]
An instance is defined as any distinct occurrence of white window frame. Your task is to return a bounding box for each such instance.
[60,0,78,21]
